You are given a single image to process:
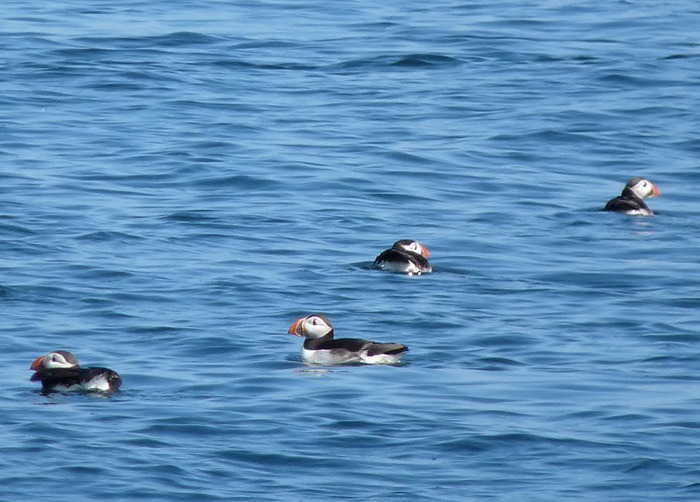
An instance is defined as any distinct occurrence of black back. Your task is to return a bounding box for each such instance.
[604,181,654,213]
[31,367,122,392]
[373,248,430,268]
[604,193,649,213]
[304,334,408,355]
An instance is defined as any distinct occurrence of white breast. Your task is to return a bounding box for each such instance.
[378,261,431,275]
[84,374,113,391]
[301,348,403,365]
[53,375,112,392]
[301,348,360,365]
[626,208,653,216]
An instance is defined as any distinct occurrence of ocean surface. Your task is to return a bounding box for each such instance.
[2,1,699,500]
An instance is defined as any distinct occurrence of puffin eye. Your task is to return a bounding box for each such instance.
[312,319,317,325]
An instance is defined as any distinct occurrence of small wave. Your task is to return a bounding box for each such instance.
[333,53,462,71]
[76,31,222,49]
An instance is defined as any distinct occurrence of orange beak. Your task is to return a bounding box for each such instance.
[30,355,46,371]
[650,183,660,197]
[287,317,305,337]
[419,244,430,258]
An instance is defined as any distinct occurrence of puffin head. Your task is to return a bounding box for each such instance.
[625,177,660,199]
[288,314,334,339]
[393,240,430,258]
[30,350,80,371]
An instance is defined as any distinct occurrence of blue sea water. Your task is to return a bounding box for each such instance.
[2,1,700,500]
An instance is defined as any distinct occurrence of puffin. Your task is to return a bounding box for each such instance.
[373,240,432,275]
[604,177,660,216]
[29,350,122,393]
[287,314,409,365]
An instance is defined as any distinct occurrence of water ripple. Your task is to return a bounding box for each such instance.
[2,1,700,501]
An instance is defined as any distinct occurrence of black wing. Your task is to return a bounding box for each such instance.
[373,249,430,268]
[309,337,407,355]
[366,342,408,356]
[30,367,118,385]
[30,367,83,383]
[604,196,645,213]
[373,248,402,265]
[306,337,371,352]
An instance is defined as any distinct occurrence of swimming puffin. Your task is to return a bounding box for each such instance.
[373,240,432,274]
[30,350,122,393]
[604,177,660,216]
[287,314,409,365]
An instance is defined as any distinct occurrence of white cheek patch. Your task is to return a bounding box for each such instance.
[630,180,655,200]
[304,319,331,338]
